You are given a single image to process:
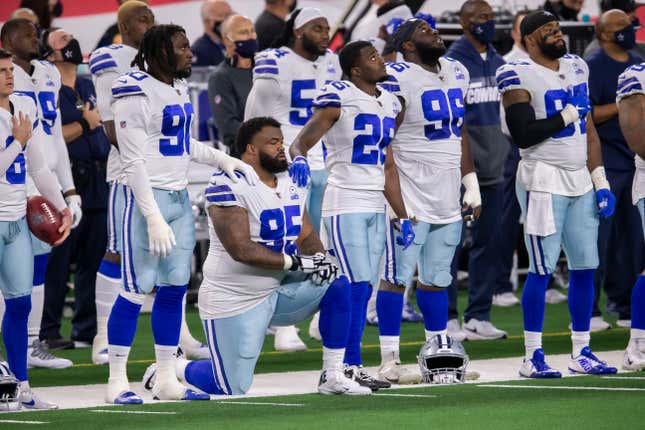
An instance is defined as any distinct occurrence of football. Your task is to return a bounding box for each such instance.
[26,196,63,245]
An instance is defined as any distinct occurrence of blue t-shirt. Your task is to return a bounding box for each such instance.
[191,33,225,67]
[586,49,642,171]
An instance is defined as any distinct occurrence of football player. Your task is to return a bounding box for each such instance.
[374,19,481,384]
[0,18,79,370]
[616,63,645,371]
[0,48,71,409]
[105,24,257,404]
[245,7,341,352]
[144,117,369,396]
[496,11,617,377]
[289,40,414,390]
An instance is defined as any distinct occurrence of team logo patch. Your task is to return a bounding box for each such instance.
[214,94,222,105]
[454,66,465,80]
[289,185,299,200]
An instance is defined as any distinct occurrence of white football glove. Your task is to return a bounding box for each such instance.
[64,194,83,229]
[285,252,339,286]
[462,172,481,220]
[217,154,259,186]
[145,212,176,258]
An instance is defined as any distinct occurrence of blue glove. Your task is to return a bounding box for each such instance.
[289,156,310,187]
[595,189,616,218]
[566,89,591,118]
[395,219,415,251]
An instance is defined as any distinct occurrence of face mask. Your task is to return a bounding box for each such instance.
[212,21,223,38]
[471,20,495,44]
[615,24,637,50]
[60,39,83,65]
[633,17,642,30]
[289,0,298,13]
[234,39,259,58]
[52,1,63,18]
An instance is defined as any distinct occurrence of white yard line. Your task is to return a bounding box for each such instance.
[373,393,437,398]
[90,410,178,414]
[479,384,645,392]
[601,376,645,380]
[218,401,305,407]
[0,419,49,425]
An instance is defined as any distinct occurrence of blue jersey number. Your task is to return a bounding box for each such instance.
[37,91,57,136]
[544,83,587,138]
[4,137,25,185]
[259,204,301,252]
[421,88,464,141]
[290,80,316,126]
[160,103,194,156]
[351,114,396,165]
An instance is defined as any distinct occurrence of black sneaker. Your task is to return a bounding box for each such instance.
[344,365,391,391]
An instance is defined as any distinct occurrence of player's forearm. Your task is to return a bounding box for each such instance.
[383,149,408,219]
[225,241,287,270]
[297,230,325,255]
[591,103,618,125]
[586,113,605,172]
[505,102,568,148]
[460,125,476,177]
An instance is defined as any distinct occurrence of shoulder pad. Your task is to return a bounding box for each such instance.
[204,170,247,206]
[253,48,289,78]
[617,64,645,100]
[379,73,402,94]
[563,53,582,61]
[89,47,119,75]
[495,63,522,92]
[313,80,350,109]
[386,62,412,75]
[111,71,150,99]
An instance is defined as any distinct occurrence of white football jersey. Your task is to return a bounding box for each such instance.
[381,58,469,224]
[251,47,341,170]
[199,170,308,319]
[112,70,194,190]
[496,55,592,195]
[89,44,138,183]
[313,80,401,217]
[616,62,645,203]
[0,94,40,221]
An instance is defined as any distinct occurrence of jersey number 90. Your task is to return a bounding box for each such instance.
[160,103,194,156]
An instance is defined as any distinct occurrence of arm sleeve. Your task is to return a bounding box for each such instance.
[208,72,241,148]
[0,141,23,176]
[505,102,566,149]
[113,95,162,218]
[26,131,67,211]
[51,109,76,192]
[244,78,281,120]
[190,138,228,166]
[95,70,119,121]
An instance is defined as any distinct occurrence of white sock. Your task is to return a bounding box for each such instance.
[425,329,447,341]
[403,282,413,305]
[95,272,121,319]
[322,346,344,371]
[571,331,590,357]
[179,296,201,349]
[629,328,645,347]
[155,344,179,388]
[108,345,131,383]
[524,331,542,359]
[379,335,400,363]
[28,284,44,340]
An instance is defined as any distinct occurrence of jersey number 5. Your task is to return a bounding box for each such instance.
[290,80,316,126]
[160,103,194,156]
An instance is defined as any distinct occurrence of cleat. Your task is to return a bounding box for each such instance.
[318,369,372,395]
[106,378,142,404]
[142,362,157,392]
[20,389,58,410]
[274,325,306,352]
[309,311,322,341]
[569,346,618,375]
[27,339,73,369]
[181,389,210,401]
[616,319,631,328]
[377,360,422,385]
[366,307,378,326]
[92,331,109,365]
[623,342,645,371]
[492,292,520,307]
[519,349,562,378]
[184,344,210,360]
[113,391,144,405]
[568,316,611,333]
[463,319,507,340]
[402,303,423,322]
[344,365,391,391]
[545,288,567,304]
[447,319,466,342]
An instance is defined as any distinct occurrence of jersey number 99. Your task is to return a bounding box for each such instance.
[259,205,301,252]
[160,103,194,156]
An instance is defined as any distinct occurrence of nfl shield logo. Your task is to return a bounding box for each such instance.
[120,121,127,128]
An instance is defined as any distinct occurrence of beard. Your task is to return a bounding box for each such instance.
[415,42,446,66]
[540,39,567,60]
[302,33,326,57]
[260,151,288,173]
[175,66,192,79]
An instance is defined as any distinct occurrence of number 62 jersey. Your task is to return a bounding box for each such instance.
[111,70,194,190]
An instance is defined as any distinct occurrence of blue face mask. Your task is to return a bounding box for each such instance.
[234,39,259,59]
[615,24,636,50]
[471,20,495,44]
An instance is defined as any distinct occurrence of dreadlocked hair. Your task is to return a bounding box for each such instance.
[131,24,186,77]
[269,8,301,49]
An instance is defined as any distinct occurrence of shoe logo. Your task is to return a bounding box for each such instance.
[22,399,35,407]
[319,371,327,385]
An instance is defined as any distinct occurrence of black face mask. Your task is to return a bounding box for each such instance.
[415,41,446,66]
[60,39,83,65]
[260,151,288,173]
[212,21,223,38]
[539,37,567,60]
[289,0,298,13]
[52,1,63,18]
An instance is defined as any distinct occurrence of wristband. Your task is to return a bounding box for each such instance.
[461,171,479,192]
[283,254,295,271]
[591,166,610,190]
[560,104,579,127]
[78,117,90,133]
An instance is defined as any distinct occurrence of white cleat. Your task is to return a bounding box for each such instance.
[274,325,307,352]
[27,339,73,369]
[92,333,109,365]
[447,319,467,342]
[183,344,210,360]
[623,342,645,371]
[616,319,631,328]
[318,369,372,395]
[152,375,209,401]
[377,360,422,385]
[492,292,520,307]
[545,288,567,304]
[568,347,617,375]
[568,316,611,333]
[20,389,58,410]
[309,311,322,341]
[142,362,157,392]
[106,377,143,405]
[463,319,507,340]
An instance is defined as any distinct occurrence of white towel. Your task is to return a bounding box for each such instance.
[525,190,556,237]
